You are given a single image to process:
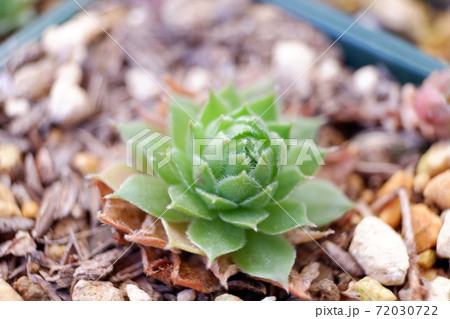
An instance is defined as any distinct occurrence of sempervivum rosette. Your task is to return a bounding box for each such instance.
[94,85,353,287]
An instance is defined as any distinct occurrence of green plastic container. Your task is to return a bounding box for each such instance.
[260,0,447,84]
[1,0,447,84]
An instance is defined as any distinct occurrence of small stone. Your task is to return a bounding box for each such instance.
[0,183,22,218]
[125,67,160,101]
[352,66,380,96]
[261,296,276,301]
[184,67,211,93]
[379,200,402,228]
[214,293,242,301]
[72,152,101,175]
[424,170,450,209]
[349,277,397,301]
[0,278,23,301]
[3,98,30,117]
[417,249,437,269]
[315,58,341,82]
[72,280,124,301]
[436,211,450,258]
[349,216,409,285]
[48,81,93,126]
[47,244,67,262]
[427,277,450,301]
[13,58,54,99]
[411,204,442,252]
[0,144,21,173]
[272,40,316,82]
[125,284,152,301]
[416,141,450,177]
[13,276,50,301]
[377,170,414,197]
[21,201,39,219]
[414,173,430,194]
[176,289,196,301]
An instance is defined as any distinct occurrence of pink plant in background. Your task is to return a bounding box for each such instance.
[413,69,450,139]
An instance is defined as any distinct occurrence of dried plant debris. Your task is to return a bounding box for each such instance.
[0,0,449,301]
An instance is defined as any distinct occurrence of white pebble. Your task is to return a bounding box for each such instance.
[349,216,409,286]
[272,41,316,82]
[427,277,450,301]
[261,296,276,301]
[176,289,196,301]
[125,67,160,101]
[125,284,152,301]
[352,66,380,96]
[4,98,30,117]
[437,210,450,258]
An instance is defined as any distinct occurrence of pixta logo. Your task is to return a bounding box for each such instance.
[126,129,172,175]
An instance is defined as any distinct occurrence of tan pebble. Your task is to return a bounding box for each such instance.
[0,144,22,173]
[417,249,437,269]
[13,276,50,301]
[0,278,23,301]
[72,152,101,175]
[0,183,22,218]
[72,280,123,301]
[414,173,430,194]
[21,201,39,219]
[411,204,442,252]
[214,293,242,301]
[420,268,439,281]
[349,276,397,301]
[13,58,54,99]
[360,189,375,204]
[379,200,402,228]
[424,170,450,209]
[47,244,66,261]
[377,170,414,198]
[416,142,450,177]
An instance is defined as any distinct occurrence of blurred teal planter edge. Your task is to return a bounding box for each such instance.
[259,0,447,84]
[1,0,447,84]
[0,0,95,67]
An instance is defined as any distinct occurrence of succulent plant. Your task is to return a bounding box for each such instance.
[95,85,353,287]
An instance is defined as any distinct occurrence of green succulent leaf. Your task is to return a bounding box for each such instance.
[240,182,277,209]
[168,184,215,219]
[232,231,295,287]
[161,220,204,255]
[108,175,189,222]
[258,200,309,235]
[289,116,323,140]
[288,144,327,176]
[169,95,199,151]
[247,93,278,122]
[217,171,261,203]
[291,178,354,226]
[273,166,305,201]
[199,92,230,126]
[92,163,140,191]
[219,208,269,230]
[187,217,246,264]
[267,122,292,139]
[195,188,238,210]
[218,84,241,110]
